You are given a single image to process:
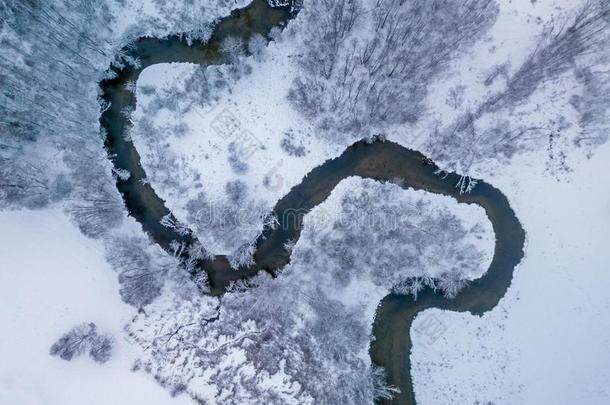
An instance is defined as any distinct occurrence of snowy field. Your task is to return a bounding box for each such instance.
[0,209,192,405]
[1,0,609,403]
[131,39,342,255]
[1,147,607,404]
[91,0,610,400]
[411,141,610,404]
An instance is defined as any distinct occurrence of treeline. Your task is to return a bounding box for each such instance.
[125,178,492,404]
[287,0,499,140]
[428,0,610,174]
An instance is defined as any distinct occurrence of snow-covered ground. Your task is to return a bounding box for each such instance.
[131,36,344,255]
[412,141,610,404]
[2,0,609,403]
[126,0,610,402]
[401,1,610,402]
[3,130,606,404]
[0,209,192,405]
[112,0,251,39]
[123,176,495,404]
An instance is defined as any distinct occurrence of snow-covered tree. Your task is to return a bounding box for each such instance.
[220,36,245,62]
[247,33,268,61]
[105,234,177,307]
[288,0,499,141]
[428,0,610,174]
[50,322,113,364]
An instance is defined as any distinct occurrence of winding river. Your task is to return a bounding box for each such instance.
[100,1,525,403]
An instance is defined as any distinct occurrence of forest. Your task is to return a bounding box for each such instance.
[1,0,609,404]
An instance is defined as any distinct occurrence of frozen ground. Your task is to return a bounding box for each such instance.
[0,209,193,405]
[131,36,343,255]
[1,0,609,403]
[112,0,251,39]
[128,0,610,402]
[411,141,610,404]
[123,177,495,404]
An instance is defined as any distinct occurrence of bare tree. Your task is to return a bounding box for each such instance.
[428,0,610,174]
[105,235,171,307]
[220,36,245,62]
[50,322,113,363]
[288,0,499,140]
[247,34,267,61]
[89,333,114,364]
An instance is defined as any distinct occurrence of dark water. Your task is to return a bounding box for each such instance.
[99,1,525,403]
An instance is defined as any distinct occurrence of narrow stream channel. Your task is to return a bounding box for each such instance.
[100,1,526,403]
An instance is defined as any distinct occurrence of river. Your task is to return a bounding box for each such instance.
[99,1,525,403]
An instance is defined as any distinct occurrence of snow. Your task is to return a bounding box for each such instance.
[111,0,252,39]
[121,174,495,403]
[416,0,586,134]
[411,141,610,404]
[402,1,610,402]
[132,36,344,255]
[124,1,610,401]
[0,209,193,405]
[291,177,495,365]
[2,0,609,402]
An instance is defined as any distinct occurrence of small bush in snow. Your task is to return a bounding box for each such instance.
[50,322,113,364]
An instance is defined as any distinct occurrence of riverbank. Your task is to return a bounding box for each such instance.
[410,141,610,404]
[101,2,524,403]
[2,0,603,403]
